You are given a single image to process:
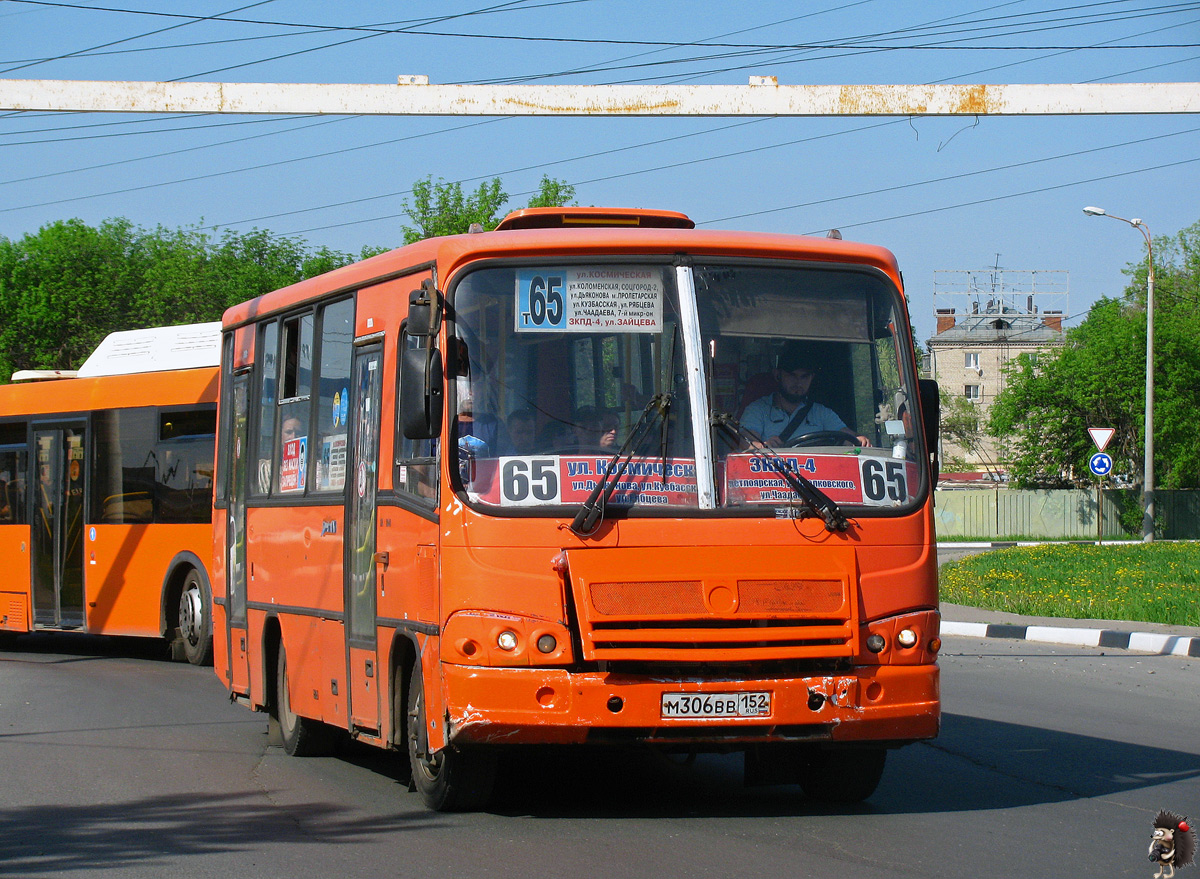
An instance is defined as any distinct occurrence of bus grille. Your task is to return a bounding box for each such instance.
[575,577,855,663]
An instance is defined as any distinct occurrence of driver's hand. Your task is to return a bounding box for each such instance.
[855,435,871,446]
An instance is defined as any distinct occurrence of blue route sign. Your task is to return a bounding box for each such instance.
[1089,452,1113,477]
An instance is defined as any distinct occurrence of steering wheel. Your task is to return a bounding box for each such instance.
[787,429,861,447]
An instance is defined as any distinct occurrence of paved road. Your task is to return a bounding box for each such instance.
[1,632,1196,879]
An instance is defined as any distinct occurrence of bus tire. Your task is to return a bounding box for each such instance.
[275,642,337,757]
[406,662,496,812]
[177,568,213,666]
[796,746,887,804]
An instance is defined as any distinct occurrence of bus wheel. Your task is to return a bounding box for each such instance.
[796,747,887,804]
[177,569,213,666]
[275,642,337,757]
[406,662,496,812]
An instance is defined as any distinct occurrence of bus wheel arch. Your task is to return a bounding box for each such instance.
[272,632,338,757]
[160,552,213,666]
[388,634,418,752]
[405,658,496,812]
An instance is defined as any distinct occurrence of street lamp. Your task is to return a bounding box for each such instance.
[1083,206,1155,542]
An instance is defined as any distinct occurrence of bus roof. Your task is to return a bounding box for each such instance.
[220,212,903,329]
[76,322,221,378]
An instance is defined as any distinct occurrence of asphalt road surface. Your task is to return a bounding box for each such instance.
[1,631,1196,879]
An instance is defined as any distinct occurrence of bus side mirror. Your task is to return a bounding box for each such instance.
[401,347,443,439]
[918,378,940,484]
[407,279,442,338]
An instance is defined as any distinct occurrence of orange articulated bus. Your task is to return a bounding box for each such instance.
[0,323,219,664]
[212,207,942,810]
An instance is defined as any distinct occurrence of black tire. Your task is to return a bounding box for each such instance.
[276,642,338,757]
[796,747,887,803]
[406,661,496,811]
[176,568,213,666]
[391,663,413,786]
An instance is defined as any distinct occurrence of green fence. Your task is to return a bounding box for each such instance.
[932,488,1200,540]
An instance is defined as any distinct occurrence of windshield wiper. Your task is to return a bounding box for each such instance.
[570,393,673,537]
[712,411,849,533]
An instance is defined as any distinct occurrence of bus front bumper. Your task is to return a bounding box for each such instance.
[441,662,939,747]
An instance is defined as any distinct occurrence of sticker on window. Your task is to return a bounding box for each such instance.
[724,452,915,507]
[514,267,663,333]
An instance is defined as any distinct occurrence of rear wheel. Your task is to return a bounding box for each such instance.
[406,662,496,811]
[275,642,337,757]
[176,569,213,666]
[796,747,887,803]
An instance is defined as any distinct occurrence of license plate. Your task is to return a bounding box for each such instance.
[660,691,772,719]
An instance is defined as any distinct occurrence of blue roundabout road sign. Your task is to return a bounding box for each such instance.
[1089,452,1113,477]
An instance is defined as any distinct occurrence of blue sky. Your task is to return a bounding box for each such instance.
[1,0,1197,343]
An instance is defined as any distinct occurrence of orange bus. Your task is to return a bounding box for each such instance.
[0,323,219,664]
[212,207,942,810]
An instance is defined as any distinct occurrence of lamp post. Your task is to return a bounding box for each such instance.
[1083,206,1155,542]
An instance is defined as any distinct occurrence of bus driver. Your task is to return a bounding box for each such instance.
[741,342,870,447]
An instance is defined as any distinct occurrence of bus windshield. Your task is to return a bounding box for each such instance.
[449,259,925,516]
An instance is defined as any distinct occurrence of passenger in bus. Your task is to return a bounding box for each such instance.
[281,415,303,445]
[571,407,620,453]
[740,343,869,447]
[505,408,538,455]
[0,478,11,523]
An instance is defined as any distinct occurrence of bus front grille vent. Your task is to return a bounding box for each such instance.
[577,578,855,662]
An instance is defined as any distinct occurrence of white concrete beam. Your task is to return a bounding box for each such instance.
[1,79,1197,116]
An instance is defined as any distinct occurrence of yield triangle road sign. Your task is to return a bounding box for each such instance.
[1088,427,1115,451]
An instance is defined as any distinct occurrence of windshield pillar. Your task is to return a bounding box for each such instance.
[674,265,716,510]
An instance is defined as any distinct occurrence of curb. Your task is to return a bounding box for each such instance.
[941,620,1200,657]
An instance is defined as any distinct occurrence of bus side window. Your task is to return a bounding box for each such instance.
[274,313,315,495]
[0,445,27,525]
[311,298,353,494]
[395,329,438,502]
[253,321,279,497]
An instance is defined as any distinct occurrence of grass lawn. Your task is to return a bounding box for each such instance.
[939,542,1200,627]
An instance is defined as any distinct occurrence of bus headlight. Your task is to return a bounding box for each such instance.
[443,610,573,667]
[897,628,918,648]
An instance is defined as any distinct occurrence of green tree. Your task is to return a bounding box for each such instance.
[0,219,364,379]
[400,177,509,244]
[940,389,1000,475]
[989,218,1200,489]
[399,174,577,243]
[526,175,577,209]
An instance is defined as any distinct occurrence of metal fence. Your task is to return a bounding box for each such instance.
[932,488,1200,540]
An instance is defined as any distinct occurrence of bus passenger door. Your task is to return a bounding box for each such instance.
[225,374,251,693]
[31,424,86,629]
[346,343,383,735]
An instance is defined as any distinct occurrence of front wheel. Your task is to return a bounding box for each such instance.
[406,662,496,811]
[796,747,887,803]
[176,569,213,666]
[275,642,338,757]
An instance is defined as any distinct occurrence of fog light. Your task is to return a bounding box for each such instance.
[897,628,918,648]
[536,634,557,654]
[497,630,518,651]
[866,633,886,653]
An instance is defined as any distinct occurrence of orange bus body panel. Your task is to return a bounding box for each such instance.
[0,526,31,632]
[84,523,210,637]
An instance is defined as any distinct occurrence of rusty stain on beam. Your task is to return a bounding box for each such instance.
[0,79,1197,116]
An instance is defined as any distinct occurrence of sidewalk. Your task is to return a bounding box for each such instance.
[941,602,1200,657]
